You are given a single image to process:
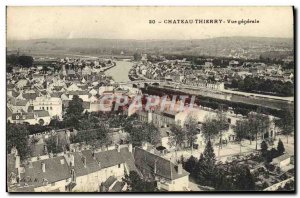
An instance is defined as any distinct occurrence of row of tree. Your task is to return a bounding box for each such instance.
[230,76,294,97]
[182,140,256,190]
[142,86,285,118]
[7,54,34,68]
[261,139,285,163]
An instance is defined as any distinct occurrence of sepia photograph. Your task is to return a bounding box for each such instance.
[6,6,295,192]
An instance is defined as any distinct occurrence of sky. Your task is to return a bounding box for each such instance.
[7,6,294,40]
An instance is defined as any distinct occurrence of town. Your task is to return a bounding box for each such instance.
[6,42,294,192]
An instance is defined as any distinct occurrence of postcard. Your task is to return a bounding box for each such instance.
[6,6,295,192]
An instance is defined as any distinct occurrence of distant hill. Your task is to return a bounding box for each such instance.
[7,37,293,58]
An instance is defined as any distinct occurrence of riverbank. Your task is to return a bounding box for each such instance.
[104,60,135,82]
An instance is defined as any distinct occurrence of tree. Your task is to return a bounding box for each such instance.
[123,171,157,192]
[201,117,219,141]
[215,107,230,157]
[18,55,34,67]
[133,53,142,61]
[143,123,160,145]
[194,140,216,186]
[75,123,109,148]
[266,148,279,163]
[260,140,268,158]
[184,115,199,154]
[276,109,294,144]
[183,155,197,175]
[169,124,185,159]
[201,107,229,157]
[277,139,285,155]
[45,135,64,154]
[215,163,255,191]
[65,95,84,118]
[248,109,270,150]
[128,125,146,147]
[235,120,250,154]
[169,124,185,148]
[127,122,160,147]
[234,166,255,190]
[214,166,233,190]
[123,171,141,191]
[7,124,31,160]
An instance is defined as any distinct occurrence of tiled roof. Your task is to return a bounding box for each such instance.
[71,152,100,177]
[93,149,125,169]
[23,93,38,100]
[30,143,46,157]
[20,156,71,188]
[12,112,34,120]
[7,107,13,118]
[50,92,63,98]
[111,181,125,192]
[120,147,140,176]
[102,176,116,188]
[134,147,189,180]
[82,101,90,109]
[273,154,290,162]
[68,90,89,96]
[12,90,19,97]
[15,100,28,106]
[33,110,50,118]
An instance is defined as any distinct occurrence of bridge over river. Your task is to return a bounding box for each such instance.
[104,60,293,111]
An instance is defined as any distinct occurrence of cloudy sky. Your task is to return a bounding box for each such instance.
[7,6,293,40]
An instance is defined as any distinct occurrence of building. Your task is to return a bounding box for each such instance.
[68,90,90,102]
[17,156,71,192]
[31,95,63,119]
[134,147,190,191]
[9,145,138,192]
[138,110,176,128]
[9,110,51,125]
[9,100,30,113]
[63,145,136,192]
[272,154,291,168]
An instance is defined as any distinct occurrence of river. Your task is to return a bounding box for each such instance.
[104,60,134,82]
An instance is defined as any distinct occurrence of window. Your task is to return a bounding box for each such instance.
[228,118,231,124]
[71,169,76,182]
[118,164,121,168]
[51,182,55,186]
[47,107,49,110]
[50,107,52,110]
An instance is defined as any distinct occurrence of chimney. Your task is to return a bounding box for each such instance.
[117,145,121,153]
[82,156,86,168]
[92,151,96,160]
[66,153,75,167]
[128,144,133,153]
[177,163,183,175]
[29,161,33,168]
[41,162,46,172]
[154,159,157,174]
[43,145,48,154]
